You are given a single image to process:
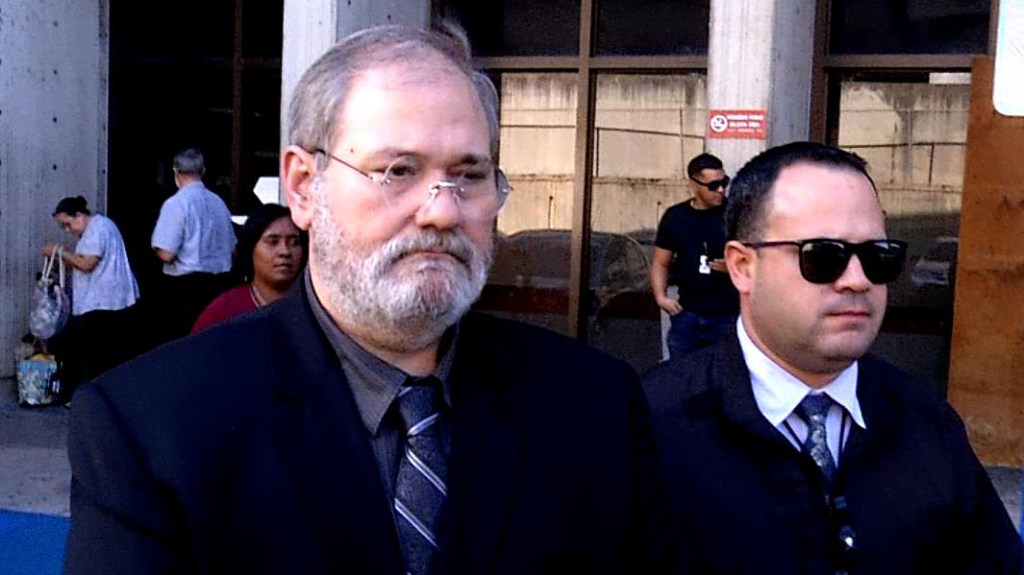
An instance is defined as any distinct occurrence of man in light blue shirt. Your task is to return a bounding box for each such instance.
[151,148,236,340]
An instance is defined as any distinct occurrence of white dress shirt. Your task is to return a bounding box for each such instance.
[737,318,867,467]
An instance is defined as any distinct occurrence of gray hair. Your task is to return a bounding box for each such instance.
[287,24,500,161]
[173,148,206,175]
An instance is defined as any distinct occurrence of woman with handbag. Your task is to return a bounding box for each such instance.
[44,196,139,394]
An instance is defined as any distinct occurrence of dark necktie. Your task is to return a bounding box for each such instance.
[394,378,449,575]
[795,393,837,484]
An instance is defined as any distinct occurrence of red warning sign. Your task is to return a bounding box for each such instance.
[707,109,768,139]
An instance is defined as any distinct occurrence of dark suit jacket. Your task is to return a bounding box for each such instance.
[64,287,675,574]
[643,333,1023,575]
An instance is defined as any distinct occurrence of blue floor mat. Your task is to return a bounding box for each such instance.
[0,509,69,575]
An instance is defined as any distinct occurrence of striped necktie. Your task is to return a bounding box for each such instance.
[394,377,449,575]
[795,393,837,484]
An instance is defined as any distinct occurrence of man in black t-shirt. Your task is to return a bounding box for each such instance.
[651,153,739,359]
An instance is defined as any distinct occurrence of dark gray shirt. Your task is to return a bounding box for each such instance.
[303,272,456,501]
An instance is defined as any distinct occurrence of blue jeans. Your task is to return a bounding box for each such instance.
[666,311,735,360]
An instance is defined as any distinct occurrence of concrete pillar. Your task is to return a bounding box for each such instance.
[335,0,429,38]
[281,0,339,157]
[0,0,108,377]
[280,0,430,159]
[706,0,817,174]
[279,0,430,202]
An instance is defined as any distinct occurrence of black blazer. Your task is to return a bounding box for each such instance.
[643,333,1023,575]
[64,287,675,574]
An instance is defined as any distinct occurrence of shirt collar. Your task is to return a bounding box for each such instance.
[737,317,866,429]
[303,270,457,434]
[178,180,205,191]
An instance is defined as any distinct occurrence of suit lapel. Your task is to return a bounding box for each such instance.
[440,315,527,575]
[714,335,796,450]
[838,356,899,472]
[265,290,403,574]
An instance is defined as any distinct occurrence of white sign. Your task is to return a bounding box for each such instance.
[994,0,1024,116]
[231,177,282,226]
[253,177,282,205]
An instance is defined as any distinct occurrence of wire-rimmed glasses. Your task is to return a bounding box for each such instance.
[310,148,510,220]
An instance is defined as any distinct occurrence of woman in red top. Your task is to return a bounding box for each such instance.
[192,204,306,333]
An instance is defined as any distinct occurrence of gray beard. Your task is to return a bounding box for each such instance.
[310,196,492,352]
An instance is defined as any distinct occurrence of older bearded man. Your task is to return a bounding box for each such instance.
[63,24,676,575]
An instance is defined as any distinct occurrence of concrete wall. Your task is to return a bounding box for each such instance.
[281,0,338,156]
[498,74,968,237]
[280,0,430,177]
[0,0,107,377]
[497,73,704,236]
[706,0,816,175]
[336,0,428,36]
[593,74,708,181]
[838,80,970,217]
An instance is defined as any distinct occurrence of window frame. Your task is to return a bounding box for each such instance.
[440,0,994,342]
[443,0,708,339]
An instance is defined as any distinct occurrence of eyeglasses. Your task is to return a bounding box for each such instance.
[310,148,510,220]
[743,238,907,284]
[690,175,730,192]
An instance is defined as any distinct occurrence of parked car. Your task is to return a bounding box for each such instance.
[490,228,648,288]
[911,237,958,289]
[477,229,662,372]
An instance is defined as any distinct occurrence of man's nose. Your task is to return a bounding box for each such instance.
[834,254,872,292]
[414,181,462,230]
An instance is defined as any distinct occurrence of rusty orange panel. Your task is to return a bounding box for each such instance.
[948,57,1024,466]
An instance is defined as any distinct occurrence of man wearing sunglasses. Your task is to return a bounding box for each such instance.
[644,142,1022,574]
[651,153,738,360]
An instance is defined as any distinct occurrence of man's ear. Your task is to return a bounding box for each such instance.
[725,240,755,295]
[686,179,699,199]
[282,145,318,231]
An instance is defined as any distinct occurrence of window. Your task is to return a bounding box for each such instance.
[822,0,989,390]
[588,73,707,371]
[836,72,968,311]
[108,0,283,300]
[447,0,709,370]
[445,0,580,56]
[830,0,990,55]
[480,73,578,336]
[595,0,710,55]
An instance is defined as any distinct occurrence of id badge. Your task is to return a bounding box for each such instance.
[698,255,711,275]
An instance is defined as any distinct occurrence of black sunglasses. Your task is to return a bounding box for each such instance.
[690,175,730,192]
[743,238,907,284]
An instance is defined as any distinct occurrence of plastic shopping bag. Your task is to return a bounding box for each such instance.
[28,247,70,340]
